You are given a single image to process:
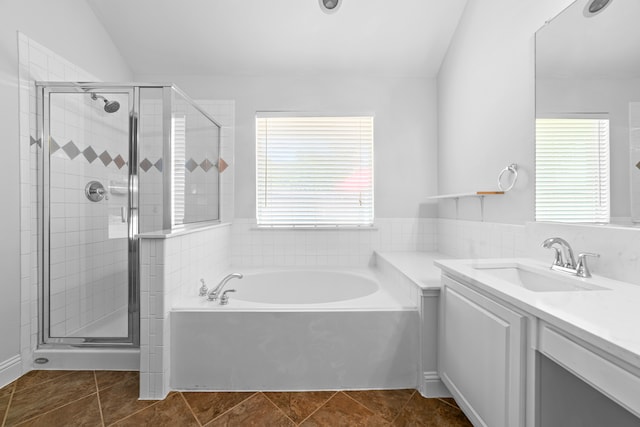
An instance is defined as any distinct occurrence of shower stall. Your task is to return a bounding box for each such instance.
[35,83,221,352]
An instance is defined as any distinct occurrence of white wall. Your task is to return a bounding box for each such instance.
[0,0,131,378]
[136,74,439,220]
[437,0,574,224]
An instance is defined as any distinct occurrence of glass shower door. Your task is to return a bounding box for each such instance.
[41,86,137,345]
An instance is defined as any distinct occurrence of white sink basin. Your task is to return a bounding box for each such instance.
[473,263,609,292]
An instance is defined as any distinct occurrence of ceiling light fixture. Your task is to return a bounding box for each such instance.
[319,0,341,14]
[583,0,613,17]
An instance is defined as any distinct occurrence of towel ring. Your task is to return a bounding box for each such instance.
[498,163,518,192]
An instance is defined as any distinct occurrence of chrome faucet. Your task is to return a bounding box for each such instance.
[207,273,243,301]
[541,237,599,278]
[542,237,576,269]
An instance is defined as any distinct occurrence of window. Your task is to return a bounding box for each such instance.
[535,116,610,223]
[256,115,374,227]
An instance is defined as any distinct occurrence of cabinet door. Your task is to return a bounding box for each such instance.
[439,275,526,427]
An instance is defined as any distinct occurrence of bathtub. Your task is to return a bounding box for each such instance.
[171,267,419,391]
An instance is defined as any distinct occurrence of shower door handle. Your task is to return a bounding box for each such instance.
[121,206,127,223]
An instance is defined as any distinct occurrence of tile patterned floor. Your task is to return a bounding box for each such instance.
[0,371,472,426]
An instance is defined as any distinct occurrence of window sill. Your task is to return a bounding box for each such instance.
[251,225,378,231]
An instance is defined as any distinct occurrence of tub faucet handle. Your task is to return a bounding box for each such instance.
[198,279,208,297]
[220,289,236,305]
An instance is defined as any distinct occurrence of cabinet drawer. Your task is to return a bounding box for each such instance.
[539,323,640,418]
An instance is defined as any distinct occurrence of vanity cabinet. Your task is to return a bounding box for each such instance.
[439,274,527,427]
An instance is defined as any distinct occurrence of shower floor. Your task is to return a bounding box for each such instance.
[67,308,128,338]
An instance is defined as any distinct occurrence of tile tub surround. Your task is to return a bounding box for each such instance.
[231,217,437,267]
[0,370,471,426]
[138,223,231,400]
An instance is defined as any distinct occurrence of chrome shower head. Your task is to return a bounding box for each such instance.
[91,93,120,113]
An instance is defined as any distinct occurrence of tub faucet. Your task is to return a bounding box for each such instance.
[207,273,243,301]
[198,279,208,297]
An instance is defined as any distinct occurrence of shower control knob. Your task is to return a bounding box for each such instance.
[85,181,107,202]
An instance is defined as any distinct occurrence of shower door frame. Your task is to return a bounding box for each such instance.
[37,82,140,347]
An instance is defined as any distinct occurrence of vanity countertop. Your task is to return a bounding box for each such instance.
[435,258,640,371]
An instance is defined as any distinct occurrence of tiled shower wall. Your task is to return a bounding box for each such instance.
[48,92,130,337]
[18,33,104,369]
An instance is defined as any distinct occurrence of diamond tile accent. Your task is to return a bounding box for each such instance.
[31,136,42,147]
[636,161,640,170]
[62,141,81,159]
[200,158,213,172]
[82,146,98,163]
[140,158,153,172]
[185,158,198,172]
[49,137,60,153]
[114,155,126,169]
[99,151,112,166]
[218,158,229,173]
[154,158,163,172]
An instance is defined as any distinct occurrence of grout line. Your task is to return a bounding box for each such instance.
[1,383,16,427]
[295,391,339,425]
[106,397,165,427]
[13,392,100,426]
[197,391,258,425]
[94,371,106,427]
[179,392,203,427]
[258,392,298,426]
[260,392,302,426]
[341,391,378,415]
[389,389,416,425]
[13,370,78,395]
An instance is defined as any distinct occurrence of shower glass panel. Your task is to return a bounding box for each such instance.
[40,85,135,343]
[138,87,165,234]
[37,83,220,348]
[172,90,220,225]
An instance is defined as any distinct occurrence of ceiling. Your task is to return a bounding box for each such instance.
[536,0,640,79]
[87,0,468,78]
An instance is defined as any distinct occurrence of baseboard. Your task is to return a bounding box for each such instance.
[419,371,452,398]
[0,355,22,388]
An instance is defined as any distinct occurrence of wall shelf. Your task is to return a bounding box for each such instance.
[427,191,504,221]
[427,191,504,200]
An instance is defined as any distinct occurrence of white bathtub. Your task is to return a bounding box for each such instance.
[171,267,419,391]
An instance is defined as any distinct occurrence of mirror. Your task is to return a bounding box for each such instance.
[535,0,640,225]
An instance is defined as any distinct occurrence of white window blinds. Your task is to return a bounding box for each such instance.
[172,115,186,225]
[535,117,610,223]
[256,115,374,227]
